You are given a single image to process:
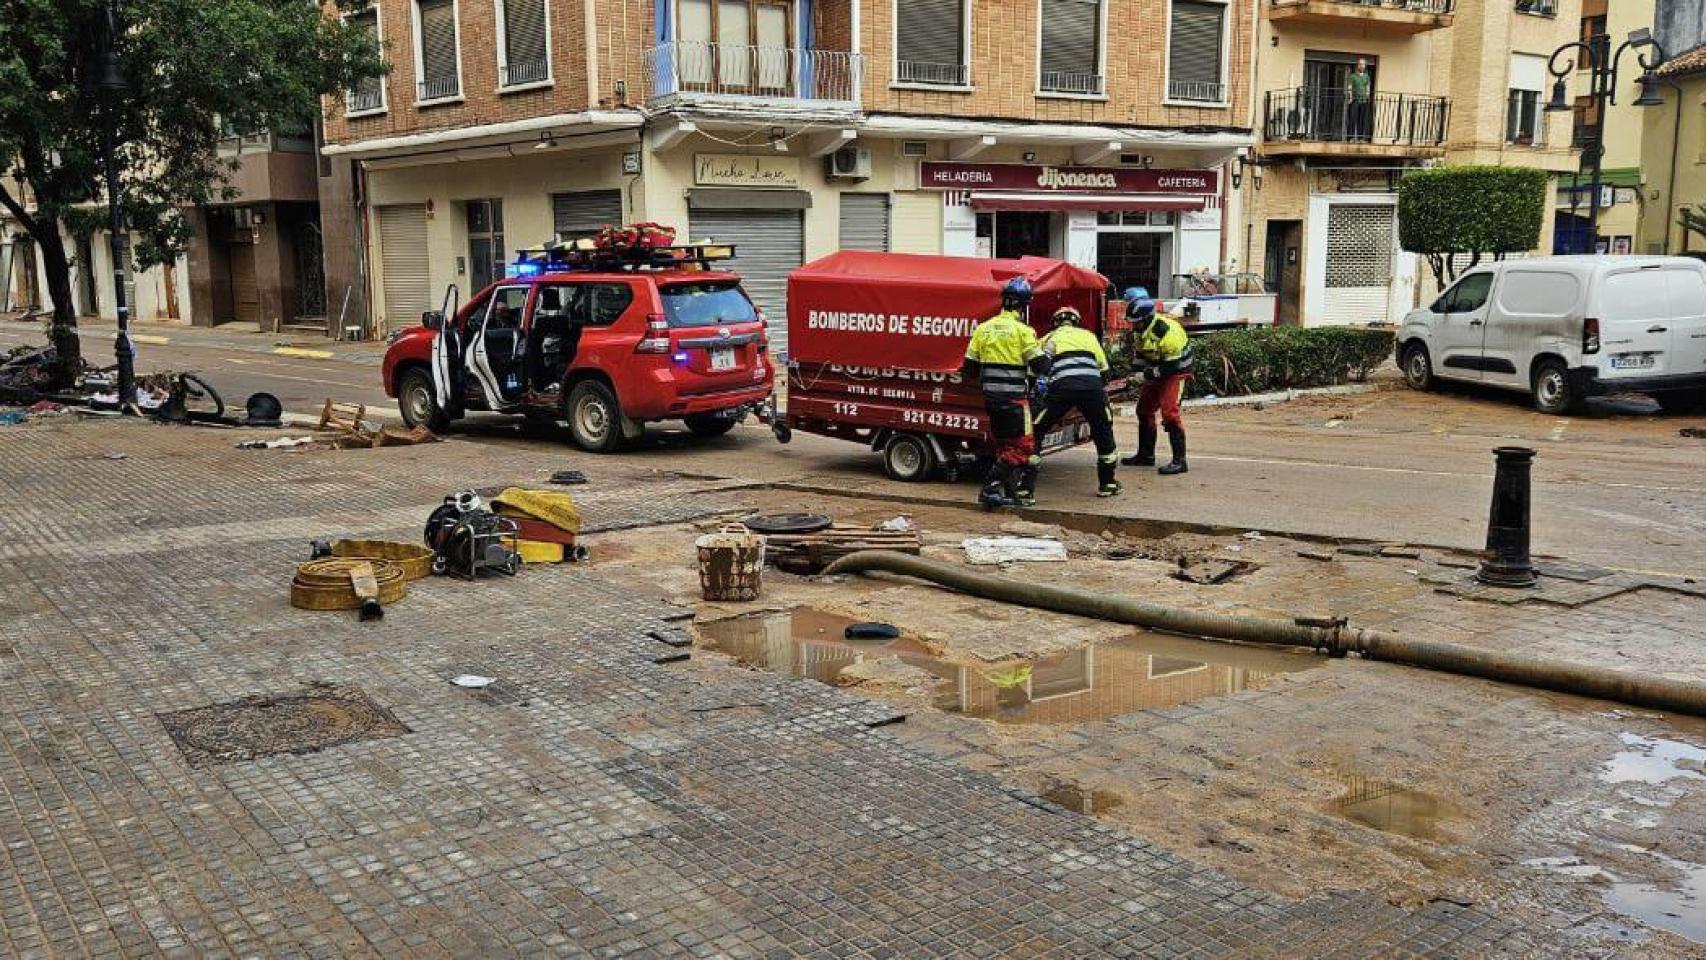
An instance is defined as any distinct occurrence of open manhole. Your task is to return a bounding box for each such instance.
[159,686,410,766]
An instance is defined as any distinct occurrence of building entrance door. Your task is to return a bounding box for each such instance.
[1265,220,1303,325]
[977,211,1052,259]
[466,199,505,296]
[1096,232,1166,299]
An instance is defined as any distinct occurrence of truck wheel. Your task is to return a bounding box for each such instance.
[1400,342,1434,392]
[684,413,738,438]
[882,433,936,482]
[566,381,626,453]
[1532,359,1576,415]
[398,367,450,432]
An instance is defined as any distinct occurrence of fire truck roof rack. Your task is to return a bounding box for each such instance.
[511,240,737,275]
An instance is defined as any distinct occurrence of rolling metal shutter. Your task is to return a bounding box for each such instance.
[838,194,891,252]
[1168,1,1224,100]
[1321,203,1395,326]
[1041,0,1100,91]
[897,0,965,85]
[550,190,624,242]
[690,207,803,353]
[502,0,548,83]
[377,203,432,333]
[890,192,942,254]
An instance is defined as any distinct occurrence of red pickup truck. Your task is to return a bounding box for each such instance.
[383,244,775,451]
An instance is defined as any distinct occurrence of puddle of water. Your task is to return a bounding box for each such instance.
[1327,775,1460,841]
[693,608,1322,726]
[1601,733,1706,786]
[1605,853,1706,945]
[1042,784,1123,814]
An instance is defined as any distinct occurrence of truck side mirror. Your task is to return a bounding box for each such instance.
[421,310,444,331]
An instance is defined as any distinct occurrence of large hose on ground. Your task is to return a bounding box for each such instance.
[822,550,1706,718]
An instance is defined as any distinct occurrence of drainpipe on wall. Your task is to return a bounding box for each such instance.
[355,160,375,340]
[1664,78,1683,255]
[585,0,601,109]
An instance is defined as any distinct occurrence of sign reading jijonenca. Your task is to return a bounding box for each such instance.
[919,162,1218,194]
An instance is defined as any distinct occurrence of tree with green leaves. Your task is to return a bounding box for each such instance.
[1397,165,1550,287]
[0,0,383,384]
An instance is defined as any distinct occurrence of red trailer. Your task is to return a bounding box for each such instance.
[774,251,1111,481]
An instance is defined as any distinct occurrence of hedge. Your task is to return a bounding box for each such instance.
[1109,326,1395,397]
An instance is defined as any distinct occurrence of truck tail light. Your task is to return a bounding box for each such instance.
[636,313,670,354]
[1582,317,1600,355]
[757,324,769,352]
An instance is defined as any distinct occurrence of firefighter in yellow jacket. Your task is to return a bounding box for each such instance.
[963,278,1050,508]
[1122,288,1194,475]
[1032,306,1121,497]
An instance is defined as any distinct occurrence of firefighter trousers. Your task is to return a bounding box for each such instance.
[1031,385,1119,489]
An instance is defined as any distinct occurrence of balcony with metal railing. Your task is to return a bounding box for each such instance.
[1041,71,1106,96]
[897,60,970,87]
[644,42,862,116]
[501,58,550,88]
[417,73,461,102]
[1268,0,1454,34]
[1514,0,1556,16]
[346,84,385,115]
[1263,87,1449,156]
[1168,79,1227,104]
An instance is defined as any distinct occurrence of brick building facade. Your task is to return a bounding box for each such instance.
[320,0,1259,339]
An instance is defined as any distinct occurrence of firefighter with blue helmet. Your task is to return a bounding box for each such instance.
[1121,286,1194,475]
[963,277,1050,507]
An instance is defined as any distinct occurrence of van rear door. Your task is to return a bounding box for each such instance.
[1595,266,1673,382]
[1663,264,1706,380]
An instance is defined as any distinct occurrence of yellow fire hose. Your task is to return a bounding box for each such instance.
[822,550,1706,718]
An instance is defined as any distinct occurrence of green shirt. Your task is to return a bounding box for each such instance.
[1347,71,1371,102]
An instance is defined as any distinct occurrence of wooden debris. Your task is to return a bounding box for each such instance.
[764,523,923,574]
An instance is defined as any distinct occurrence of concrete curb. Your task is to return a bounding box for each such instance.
[1112,382,1378,417]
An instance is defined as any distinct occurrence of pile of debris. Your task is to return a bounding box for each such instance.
[741,513,923,575]
[314,400,436,449]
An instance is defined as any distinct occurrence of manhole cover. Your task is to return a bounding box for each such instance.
[159,686,410,766]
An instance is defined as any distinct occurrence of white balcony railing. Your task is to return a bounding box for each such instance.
[644,42,862,106]
[1168,79,1227,103]
[1040,71,1105,96]
[897,59,969,87]
[417,74,461,101]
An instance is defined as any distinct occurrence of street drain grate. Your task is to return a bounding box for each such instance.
[159,686,410,766]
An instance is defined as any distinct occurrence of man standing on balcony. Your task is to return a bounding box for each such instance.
[1347,59,1373,142]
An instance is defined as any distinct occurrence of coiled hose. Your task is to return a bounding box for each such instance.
[822,550,1706,718]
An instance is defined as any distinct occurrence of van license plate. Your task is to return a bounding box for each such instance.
[1610,354,1656,370]
[710,347,737,371]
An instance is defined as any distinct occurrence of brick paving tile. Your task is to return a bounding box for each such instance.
[0,418,1542,957]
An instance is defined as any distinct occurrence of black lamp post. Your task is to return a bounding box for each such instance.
[94,0,136,413]
[1545,28,1665,251]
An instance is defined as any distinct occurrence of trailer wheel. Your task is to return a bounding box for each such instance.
[881,433,936,482]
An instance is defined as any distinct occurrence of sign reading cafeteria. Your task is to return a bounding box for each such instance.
[919,162,1218,194]
[694,154,802,188]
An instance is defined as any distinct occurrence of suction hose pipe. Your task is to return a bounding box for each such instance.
[821,550,1706,718]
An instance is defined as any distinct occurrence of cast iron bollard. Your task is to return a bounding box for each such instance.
[1478,446,1537,587]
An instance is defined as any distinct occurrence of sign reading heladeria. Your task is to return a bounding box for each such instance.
[919,162,1219,195]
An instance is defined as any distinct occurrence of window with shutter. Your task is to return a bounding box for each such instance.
[1040,0,1102,95]
[416,0,461,101]
[1166,0,1225,103]
[501,0,549,87]
[896,0,968,86]
[347,9,385,112]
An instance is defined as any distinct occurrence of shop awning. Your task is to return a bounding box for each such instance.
[968,192,1207,213]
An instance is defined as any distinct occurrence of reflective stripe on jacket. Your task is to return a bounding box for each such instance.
[1135,313,1194,376]
[966,310,1045,398]
[1041,326,1109,389]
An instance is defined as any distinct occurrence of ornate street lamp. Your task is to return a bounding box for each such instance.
[1546,28,1666,249]
[95,0,136,412]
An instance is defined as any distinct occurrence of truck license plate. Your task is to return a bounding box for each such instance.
[1610,354,1656,370]
[710,346,737,371]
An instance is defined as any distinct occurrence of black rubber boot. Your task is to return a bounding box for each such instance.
[1122,424,1157,467]
[1011,464,1038,507]
[980,462,1013,509]
[1159,425,1188,475]
[1096,458,1122,497]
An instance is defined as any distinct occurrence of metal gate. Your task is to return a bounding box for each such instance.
[295,221,328,318]
[838,193,891,251]
[689,208,804,352]
[377,203,431,333]
[1321,203,1395,326]
[550,190,623,243]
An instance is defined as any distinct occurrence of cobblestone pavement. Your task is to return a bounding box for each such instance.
[0,417,1551,957]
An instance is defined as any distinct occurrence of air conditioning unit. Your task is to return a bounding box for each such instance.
[827,146,873,180]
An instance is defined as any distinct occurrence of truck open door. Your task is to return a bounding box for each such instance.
[429,284,463,416]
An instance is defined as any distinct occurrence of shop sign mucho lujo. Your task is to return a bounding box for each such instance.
[695,154,802,188]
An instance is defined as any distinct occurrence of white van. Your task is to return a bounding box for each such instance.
[1396,256,1706,413]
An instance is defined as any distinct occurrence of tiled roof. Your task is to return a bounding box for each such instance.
[1657,42,1706,78]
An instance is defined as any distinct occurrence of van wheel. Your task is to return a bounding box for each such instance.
[1532,359,1576,415]
[684,413,738,438]
[398,367,450,432]
[882,433,937,482]
[1400,342,1434,391]
[566,381,626,453]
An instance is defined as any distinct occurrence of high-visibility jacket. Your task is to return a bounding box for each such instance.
[1134,312,1194,377]
[965,309,1046,399]
[1040,325,1109,390]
